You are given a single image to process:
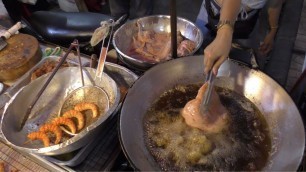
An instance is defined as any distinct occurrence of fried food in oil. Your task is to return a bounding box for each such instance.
[182,83,229,133]
[27,132,50,147]
[39,124,63,144]
[74,102,99,118]
[63,109,85,130]
[52,117,77,134]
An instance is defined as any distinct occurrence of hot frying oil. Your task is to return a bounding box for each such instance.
[143,84,271,171]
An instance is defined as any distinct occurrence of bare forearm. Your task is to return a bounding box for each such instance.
[267,0,285,34]
[259,0,285,55]
[219,0,241,22]
[203,0,242,74]
[217,0,241,39]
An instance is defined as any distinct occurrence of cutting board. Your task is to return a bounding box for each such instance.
[0,33,42,82]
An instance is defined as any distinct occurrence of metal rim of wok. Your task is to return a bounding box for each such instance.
[0,67,120,155]
[119,55,305,171]
[112,15,204,71]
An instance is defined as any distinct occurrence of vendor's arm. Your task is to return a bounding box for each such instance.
[204,0,241,74]
[259,0,285,56]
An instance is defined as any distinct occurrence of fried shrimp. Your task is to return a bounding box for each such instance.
[27,132,50,147]
[74,102,99,118]
[39,124,62,144]
[63,109,85,130]
[52,117,77,134]
[0,162,5,172]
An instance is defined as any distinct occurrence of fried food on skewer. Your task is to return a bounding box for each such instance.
[52,117,77,134]
[63,109,85,130]
[74,102,99,118]
[27,132,50,147]
[39,124,63,144]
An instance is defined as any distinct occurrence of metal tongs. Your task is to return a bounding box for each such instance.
[19,40,84,131]
[200,70,215,115]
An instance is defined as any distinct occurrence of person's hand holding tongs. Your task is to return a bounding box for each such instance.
[200,0,241,111]
[200,21,233,111]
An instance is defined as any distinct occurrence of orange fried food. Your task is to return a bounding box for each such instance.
[74,102,99,118]
[182,83,229,133]
[52,117,77,134]
[63,109,85,130]
[27,132,50,147]
[0,162,4,172]
[39,124,62,144]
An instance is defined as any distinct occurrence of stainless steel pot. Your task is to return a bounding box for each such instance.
[1,67,120,155]
[119,55,305,170]
[113,15,203,71]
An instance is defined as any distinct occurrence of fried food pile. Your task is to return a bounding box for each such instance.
[26,102,99,147]
[128,22,196,62]
[31,59,69,81]
[182,83,229,133]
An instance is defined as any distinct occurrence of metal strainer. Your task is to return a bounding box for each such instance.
[58,20,115,135]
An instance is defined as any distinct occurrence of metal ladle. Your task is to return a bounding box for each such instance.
[58,20,115,135]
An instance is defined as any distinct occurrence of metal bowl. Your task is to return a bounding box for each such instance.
[1,67,120,155]
[113,15,203,71]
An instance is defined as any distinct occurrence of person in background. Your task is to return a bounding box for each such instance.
[195,0,285,75]
[108,0,153,20]
[258,0,286,57]
[2,0,50,22]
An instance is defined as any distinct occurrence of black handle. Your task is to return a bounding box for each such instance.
[170,0,177,59]
[229,43,260,70]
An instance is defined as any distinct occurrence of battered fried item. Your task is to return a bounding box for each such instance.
[27,132,50,147]
[39,124,62,144]
[0,162,4,172]
[74,102,99,118]
[52,117,77,134]
[31,59,69,81]
[182,83,229,133]
[63,109,85,130]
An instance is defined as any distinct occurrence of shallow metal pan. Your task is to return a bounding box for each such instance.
[1,67,120,155]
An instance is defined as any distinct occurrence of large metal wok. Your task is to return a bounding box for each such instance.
[119,55,305,171]
[1,67,120,155]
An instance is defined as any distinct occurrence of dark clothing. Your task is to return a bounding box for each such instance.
[109,0,153,20]
[205,0,260,39]
[2,0,49,22]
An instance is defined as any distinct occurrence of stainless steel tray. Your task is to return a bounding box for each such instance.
[0,54,138,170]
